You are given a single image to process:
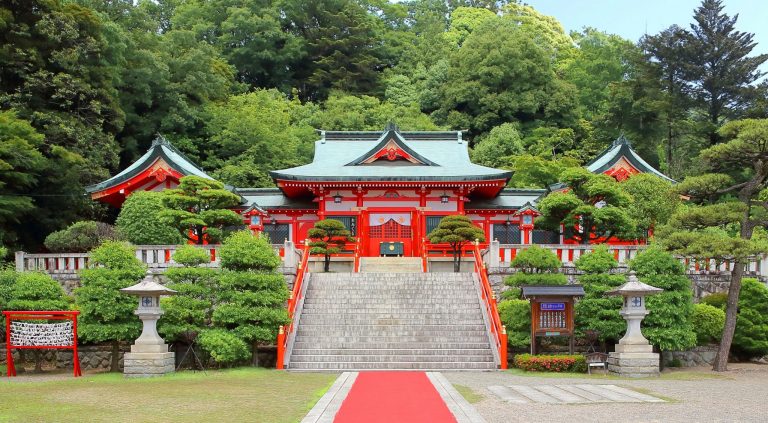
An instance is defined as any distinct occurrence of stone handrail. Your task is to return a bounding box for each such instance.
[15,243,288,273]
[491,243,768,277]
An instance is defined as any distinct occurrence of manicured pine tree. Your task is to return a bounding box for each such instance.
[211,231,290,366]
[504,245,567,298]
[116,191,184,245]
[76,241,146,372]
[427,215,485,272]
[307,219,354,272]
[629,248,696,356]
[573,246,626,349]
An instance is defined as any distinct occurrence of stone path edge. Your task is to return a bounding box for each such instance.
[427,372,487,423]
[301,372,358,423]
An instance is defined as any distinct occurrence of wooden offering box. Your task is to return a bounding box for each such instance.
[521,285,585,355]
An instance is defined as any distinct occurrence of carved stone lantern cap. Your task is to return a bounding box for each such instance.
[120,275,177,296]
[606,272,663,297]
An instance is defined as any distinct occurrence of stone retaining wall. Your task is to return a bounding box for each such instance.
[662,345,718,367]
[0,344,130,371]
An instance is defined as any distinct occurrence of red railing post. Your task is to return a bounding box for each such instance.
[472,241,508,370]
[277,240,311,369]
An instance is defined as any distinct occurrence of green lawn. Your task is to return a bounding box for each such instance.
[0,368,336,423]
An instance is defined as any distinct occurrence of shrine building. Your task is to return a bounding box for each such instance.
[86,125,673,256]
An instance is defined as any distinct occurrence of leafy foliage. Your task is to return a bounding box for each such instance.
[76,241,145,371]
[44,221,119,253]
[692,303,725,345]
[700,292,728,310]
[6,272,70,311]
[159,246,218,344]
[620,174,679,236]
[732,278,768,358]
[629,249,696,352]
[427,215,485,272]
[498,299,531,349]
[212,231,289,364]
[505,246,566,288]
[574,248,625,343]
[308,219,354,272]
[116,191,183,245]
[197,329,250,366]
[536,167,635,244]
[160,176,243,245]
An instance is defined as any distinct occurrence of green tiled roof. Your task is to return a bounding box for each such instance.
[586,135,675,183]
[270,128,512,182]
[85,135,213,193]
[236,188,317,210]
[466,189,546,210]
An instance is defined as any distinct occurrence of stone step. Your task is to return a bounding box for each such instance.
[288,362,497,370]
[299,318,484,326]
[295,337,492,345]
[299,313,483,319]
[302,299,480,304]
[289,354,493,363]
[292,348,493,356]
[300,304,481,310]
[292,342,492,350]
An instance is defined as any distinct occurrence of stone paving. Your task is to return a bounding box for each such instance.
[487,384,665,404]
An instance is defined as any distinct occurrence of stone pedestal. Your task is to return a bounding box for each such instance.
[608,343,659,378]
[122,310,175,378]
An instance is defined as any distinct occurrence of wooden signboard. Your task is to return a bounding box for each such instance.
[521,285,585,355]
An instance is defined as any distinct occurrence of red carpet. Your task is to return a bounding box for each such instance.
[334,372,456,423]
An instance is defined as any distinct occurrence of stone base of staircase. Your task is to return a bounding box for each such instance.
[360,257,422,273]
[288,272,497,371]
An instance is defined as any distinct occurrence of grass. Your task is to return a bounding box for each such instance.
[505,367,730,381]
[453,384,483,404]
[0,368,336,423]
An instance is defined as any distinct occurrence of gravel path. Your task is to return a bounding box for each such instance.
[445,364,768,423]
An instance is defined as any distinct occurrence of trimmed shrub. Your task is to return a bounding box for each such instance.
[574,273,626,343]
[160,246,218,344]
[44,221,118,253]
[7,272,70,311]
[630,248,696,352]
[197,329,250,365]
[510,246,562,273]
[498,299,531,349]
[700,292,727,310]
[0,268,16,338]
[172,244,212,267]
[574,245,617,274]
[692,303,725,345]
[219,231,281,272]
[732,278,768,358]
[513,354,587,373]
[116,191,184,245]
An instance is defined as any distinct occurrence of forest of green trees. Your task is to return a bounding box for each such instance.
[1,0,766,252]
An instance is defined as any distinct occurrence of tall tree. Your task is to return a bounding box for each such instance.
[0,111,45,249]
[686,0,768,145]
[657,118,768,371]
[308,219,354,273]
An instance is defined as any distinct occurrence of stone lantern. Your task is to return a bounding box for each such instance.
[120,274,177,378]
[605,272,663,377]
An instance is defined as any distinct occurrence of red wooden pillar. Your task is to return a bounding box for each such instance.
[457,189,465,214]
[291,215,299,243]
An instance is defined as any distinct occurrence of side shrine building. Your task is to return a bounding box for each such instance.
[87,125,673,256]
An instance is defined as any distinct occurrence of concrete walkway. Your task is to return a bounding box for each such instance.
[302,372,485,423]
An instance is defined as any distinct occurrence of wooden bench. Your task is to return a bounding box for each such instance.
[585,352,608,374]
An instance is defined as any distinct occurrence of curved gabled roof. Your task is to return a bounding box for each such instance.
[270,127,511,183]
[586,135,675,183]
[85,135,213,194]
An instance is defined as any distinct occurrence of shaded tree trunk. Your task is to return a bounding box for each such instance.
[324,254,330,272]
[111,340,120,372]
[34,350,43,373]
[252,342,260,367]
[714,260,743,371]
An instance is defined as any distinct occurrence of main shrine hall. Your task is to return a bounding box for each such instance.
[86,125,673,256]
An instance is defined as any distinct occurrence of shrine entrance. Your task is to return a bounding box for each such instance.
[368,213,413,257]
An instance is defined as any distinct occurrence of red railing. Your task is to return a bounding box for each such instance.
[353,240,361,272]
[276,240,311,369]
[472,241,508,369]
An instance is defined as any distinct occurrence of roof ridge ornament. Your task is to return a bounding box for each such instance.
[384,122,400,133]
[152,133,170,147]
[613,133,631,147]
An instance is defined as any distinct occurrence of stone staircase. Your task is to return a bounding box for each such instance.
[287,271,496,370]
[359,256,423,273]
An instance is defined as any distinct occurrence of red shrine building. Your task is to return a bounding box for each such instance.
[86,126,673,254]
